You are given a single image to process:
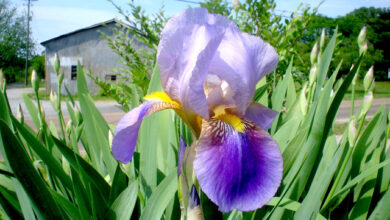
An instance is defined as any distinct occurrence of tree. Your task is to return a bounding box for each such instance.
[0,0,34,83]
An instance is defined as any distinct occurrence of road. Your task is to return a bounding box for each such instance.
[5,87,390,128]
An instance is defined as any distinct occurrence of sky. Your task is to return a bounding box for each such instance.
[13,0,390,53]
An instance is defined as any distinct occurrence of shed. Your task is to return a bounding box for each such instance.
[41,19,144,95]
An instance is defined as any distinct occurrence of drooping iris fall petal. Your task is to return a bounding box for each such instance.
[112,92,180,163]
[193,118,283,212]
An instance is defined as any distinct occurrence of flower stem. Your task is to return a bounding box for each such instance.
[57,84,66,142]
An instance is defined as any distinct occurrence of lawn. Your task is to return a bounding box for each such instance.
[27,90,115,102]
[344,79,390,100]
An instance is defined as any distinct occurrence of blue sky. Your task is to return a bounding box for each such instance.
[14,0,390,53]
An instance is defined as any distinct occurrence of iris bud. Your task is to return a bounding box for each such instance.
[359,40,368,55]
[363,66,374,92]
[360,91,373,118]
[54,53,60,75]
[309,65,317,85]
[348,119,357,147]
[320,28,326,51]
[31,69,39,93]
[17,104,24,122]
[299,83,308,115]
[50,90,59,111]
[310,41,318,65]
[357,25,366,48]
[187,185,203,220]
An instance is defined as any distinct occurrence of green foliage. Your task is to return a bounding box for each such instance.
[0,0,35,83]
[0,60,180,219]
[94,0,167,111]
[300,7,390,80]
[1,3,390,220]
[0,26,389,219]
[201,0,319,84]
[29,55,45,80]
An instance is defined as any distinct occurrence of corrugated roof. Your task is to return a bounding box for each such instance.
[40,18,131,46]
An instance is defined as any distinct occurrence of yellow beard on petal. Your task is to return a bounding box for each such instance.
[144,91,203,137]
[212,105,245,133]
[144,92,181,108]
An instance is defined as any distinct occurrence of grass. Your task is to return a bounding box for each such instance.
[333,119,370,135]
[27,90,115,102]
[344,79,390,100]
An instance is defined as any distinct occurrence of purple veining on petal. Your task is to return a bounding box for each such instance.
[177,136,187,175]
[244,102,278,130]
[194,119,283,212]
[112,100,176,163]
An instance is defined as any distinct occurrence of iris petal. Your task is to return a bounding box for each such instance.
[112,95,180,163]
[193,118,283,212]
[177,137,186,175]
[157,7,235,119]
[209,30,279,115]
[244,102,278,130]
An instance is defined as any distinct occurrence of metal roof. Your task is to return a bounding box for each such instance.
[40,19,131,46]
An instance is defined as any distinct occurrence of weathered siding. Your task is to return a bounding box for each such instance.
[43,22,143,95]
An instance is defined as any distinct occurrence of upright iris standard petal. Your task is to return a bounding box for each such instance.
[158,8,235,119]
[194,118,283,212]
[158,8,278,118]
[112,93,180,163]
[208,28,279,116]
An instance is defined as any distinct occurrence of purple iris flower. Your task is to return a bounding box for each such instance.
[112,7,283,212]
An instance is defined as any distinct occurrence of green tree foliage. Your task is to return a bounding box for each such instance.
[98,1,389,111]
[300,7,389,80]
[0,0,35,83]
[29,54,45,80]
[201,0,319,84]
[92,0,166,111]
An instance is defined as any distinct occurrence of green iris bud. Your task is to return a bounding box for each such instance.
[31,69,39,93]
[54,53,60,75]
[310,41,319,65]
[357,25,367,48]
[363,66,374,92]
[348,119,357,147]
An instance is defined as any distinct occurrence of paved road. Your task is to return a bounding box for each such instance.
[6,87,124,127]
[336,98,390,123]
[5,87,390,128]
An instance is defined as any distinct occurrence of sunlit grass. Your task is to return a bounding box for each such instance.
[344,79,390,100]
[26,90,115,101]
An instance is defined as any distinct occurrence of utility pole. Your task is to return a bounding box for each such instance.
[25,0,37,86]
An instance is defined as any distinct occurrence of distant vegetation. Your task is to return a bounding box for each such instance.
[301,7,390,80]
[0,0,44,83]
[98,0,389,111]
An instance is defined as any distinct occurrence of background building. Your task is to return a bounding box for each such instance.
[41,19,144,95]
